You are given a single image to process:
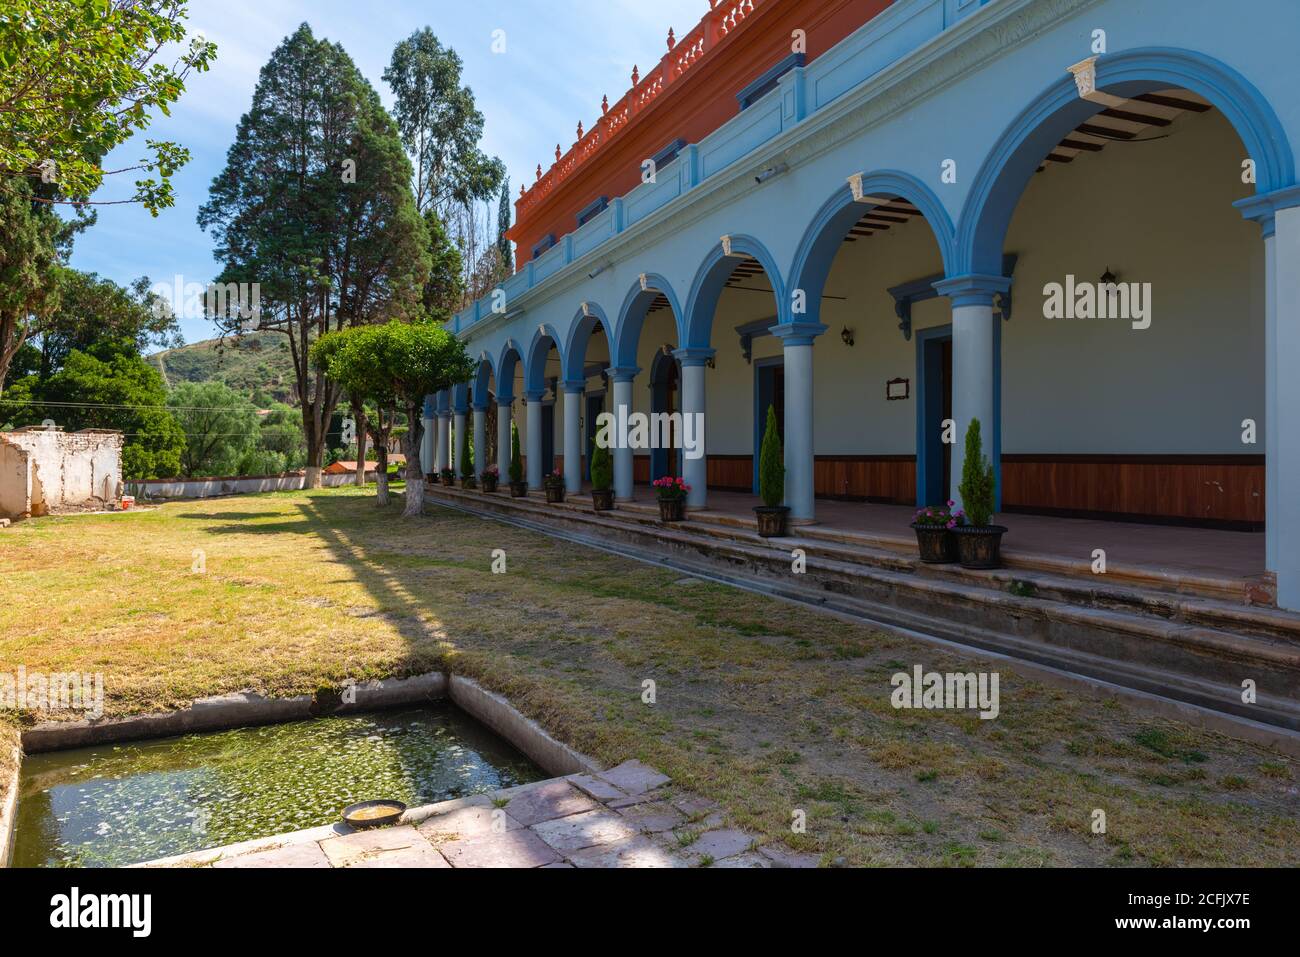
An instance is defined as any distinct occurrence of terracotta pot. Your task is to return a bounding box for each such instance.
[481,475,498,493]
[754,505,789,538]
[952,525,1008,569]
[440,475,454,487]
[658,498,685,522]
[545,484,566,504]
[509,481,528,498]
[911,524,958,563]
[591,488,614,511]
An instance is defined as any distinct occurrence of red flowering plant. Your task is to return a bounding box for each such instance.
[912,500,963,529]
[481,465,499,478]
[543,467,565,488]
[652,476,690,501]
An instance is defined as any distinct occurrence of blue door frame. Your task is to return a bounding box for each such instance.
[752,356,784,493]
[649,351,679,480]
[584,391,604,481]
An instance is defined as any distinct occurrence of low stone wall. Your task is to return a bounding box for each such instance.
[126,469,380,501]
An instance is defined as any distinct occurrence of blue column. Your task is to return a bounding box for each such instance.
[560,380,585,493]
[674,348,714,511]
[607,366,639,501]
[524,388,546,489]
[769,323,826,523]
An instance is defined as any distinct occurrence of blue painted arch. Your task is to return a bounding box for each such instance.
[524,324,566,395]
[612,273,684,369]
[562,302,614,382]
[682,234,786,350]
[496,339,523,402]
[788,171,956,326]
[471,352,497,409]
[958,47,1296,275]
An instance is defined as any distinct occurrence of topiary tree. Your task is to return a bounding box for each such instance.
[590,439,612,492]
[459,418,474,481]
[958,417,995,527]
[758,404,784,508]
[509,420,523,484]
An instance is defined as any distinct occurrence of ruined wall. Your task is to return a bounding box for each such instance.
[0,429,123,519]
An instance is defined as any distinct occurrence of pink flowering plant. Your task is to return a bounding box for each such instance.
[481,465,499,478]
[912,500,963,529]
[652,475,690,501]
[543,467,564,487]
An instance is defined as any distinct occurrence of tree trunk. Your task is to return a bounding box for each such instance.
[401,407,424,518]
[304,466,322,489]
[374,440,390,506]
[354,405,368,487]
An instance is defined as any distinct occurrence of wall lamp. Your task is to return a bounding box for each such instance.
[588,261,612,280]
[840,326,855,347]
[753,162,788,185]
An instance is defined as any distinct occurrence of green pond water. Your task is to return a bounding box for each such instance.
[12,705,545,868]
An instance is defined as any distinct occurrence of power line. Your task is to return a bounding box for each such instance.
[0,398,287,413]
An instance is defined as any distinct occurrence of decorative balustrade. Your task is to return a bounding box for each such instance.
[516,0,769,222]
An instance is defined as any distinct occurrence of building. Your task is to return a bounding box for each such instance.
[0,427,123,520]
[422,0,1300,614]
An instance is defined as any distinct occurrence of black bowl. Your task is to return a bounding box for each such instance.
[342,799,407,830]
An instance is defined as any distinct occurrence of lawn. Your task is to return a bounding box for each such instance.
[2,486,1297,866]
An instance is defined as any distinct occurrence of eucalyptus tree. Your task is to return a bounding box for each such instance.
[199,24,429,487]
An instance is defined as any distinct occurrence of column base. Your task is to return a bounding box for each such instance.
[788,516,818,527]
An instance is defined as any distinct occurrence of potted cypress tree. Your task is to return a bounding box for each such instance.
[754,405,789,537]
[508,421,526,497]
[590,441,614,510]
[458,425,476,489]
[951,418,1007,568]
[439,466,455,487]
[480,464,499,493]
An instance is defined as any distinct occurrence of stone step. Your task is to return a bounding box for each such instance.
[426,484,1300,736]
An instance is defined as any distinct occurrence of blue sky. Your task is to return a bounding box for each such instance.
[70,0,703,345]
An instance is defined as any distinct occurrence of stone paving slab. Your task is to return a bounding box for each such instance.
[144,760,818,869]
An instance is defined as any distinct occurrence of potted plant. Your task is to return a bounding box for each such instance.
[508,422,527,497]
[590,441,614,511]
[480,464,499,493]
[653,476,689,522]
[911,501,959,563]
[439,466,455,487]
[951,418,1007,568]
[459,426,476,489]
[753,405,789,537]
[543,468,565,504]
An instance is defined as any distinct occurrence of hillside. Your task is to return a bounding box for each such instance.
[149,332,299,405]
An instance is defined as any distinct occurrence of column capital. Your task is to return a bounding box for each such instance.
[605,365,640,383]
[672,347,715,367]
[558,378,586,394]
[770,322,827,347]
[470,402,490,413]
[496,395,514,408]
[523,388,547,402]
[933,273,1012,308]
[437,409,453,420]
[1235,185,1300,239]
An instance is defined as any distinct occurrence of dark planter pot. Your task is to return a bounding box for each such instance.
[591,488,614,511]
[481,475,498,493]
[952,525,1008,569]
[509,481,528,498]
[754,505,790,538]
[911,523,959,563]
[440,475,454,487]
[658,498,686,522]
[461,477,477,490]
[545,484,566,504]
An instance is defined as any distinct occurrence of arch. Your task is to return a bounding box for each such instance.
[471,351,497,408]
[562,301,615,381]
[524,323,565,394]
[788,170,956,324]
[958,47,1296,275]
[612,272,684,369]
[682,233,785,350]
[648,348,681,480]
[496,339,523,402]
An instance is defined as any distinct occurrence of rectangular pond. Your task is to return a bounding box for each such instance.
[12,704,546,867]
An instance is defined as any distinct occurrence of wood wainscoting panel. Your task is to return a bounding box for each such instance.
[814,455,916,504]
[1000,454,1265,527]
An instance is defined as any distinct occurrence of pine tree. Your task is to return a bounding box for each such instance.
[509,420,523,483]
[496,177,513,273]
[758,405,784,508]
[958,417,996,527]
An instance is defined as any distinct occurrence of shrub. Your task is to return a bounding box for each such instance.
[459,421,473,479]
[590,440,612,492]
[758,404,784,508]
[509,421,523,483]
[958,417,996,527]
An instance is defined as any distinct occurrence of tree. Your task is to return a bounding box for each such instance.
[590,439,611,492]
[0,0,216,211]
[198,25,430,487]
[4,337,184,479]
[422,207,464,321]
[458,415,473,482]
[0,177,61,393]
[166,382,259,477]
[383,28,504,220]
[958,417,996,527]
[509,420,522,485]
[758,405,784,508]
[496,177,513,273]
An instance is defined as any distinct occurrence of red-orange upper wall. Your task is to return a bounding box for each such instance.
[511,0,894,266]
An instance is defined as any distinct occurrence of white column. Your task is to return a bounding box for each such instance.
[675,350,712,511]
[609,369,637,501]
[434,411,449,474]
[562,382,583,493]
[453,409,467,476]
[525,390,544,489]
[497,399,513,480]
[935,275,1008,513]
[769,326,824,523]
[1273,205,1300,610]
[472,406,487,481]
